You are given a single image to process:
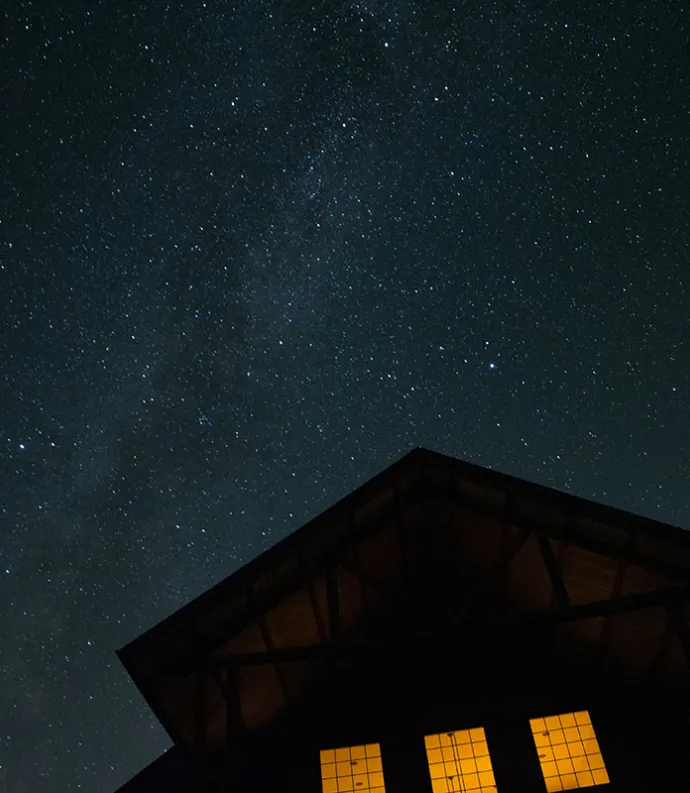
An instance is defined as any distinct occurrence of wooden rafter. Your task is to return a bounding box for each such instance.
[325,565,341,679]
[118,451,690,760]
[338,555,390,599]
[306,579,328,645]
[135,469,690,700]
[326,566,340,641]
[142,485,421,687]
[466,494,688,585]
[491,525,531,581]
[250,584,292,708]
[536,532,571,609]
[208,662,245,745]
[299,545,329,648]
[595,557,628,665]
[194,666,207,752]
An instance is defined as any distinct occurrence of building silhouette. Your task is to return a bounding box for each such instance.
[114,448,690,793]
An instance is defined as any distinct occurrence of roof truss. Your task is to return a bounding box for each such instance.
[117,449,690,753]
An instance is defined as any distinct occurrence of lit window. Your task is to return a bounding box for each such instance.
[320,743,385,793]
[530,711,609,791]
[424,728,497,793]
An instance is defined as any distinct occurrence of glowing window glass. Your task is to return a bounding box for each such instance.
[424,728,497,793]
[530,711,609,791]
[320,743,385,793]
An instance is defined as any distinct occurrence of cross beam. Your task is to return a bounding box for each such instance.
[211,586,686,668]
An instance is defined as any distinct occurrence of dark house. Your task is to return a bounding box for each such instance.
[114,448,690,793]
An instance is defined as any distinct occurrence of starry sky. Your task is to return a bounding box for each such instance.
[1,1,688,791]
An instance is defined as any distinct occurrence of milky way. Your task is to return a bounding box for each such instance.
[1,1,688,791]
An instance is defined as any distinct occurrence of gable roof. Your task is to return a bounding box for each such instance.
[117,447,690,755]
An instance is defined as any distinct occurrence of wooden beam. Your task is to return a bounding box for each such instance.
[141,475,689,696]
[225,666,238,747]
[247,583,292,707]
[194,666,207,752]
[298,545,329,647]
[556,585,684,624]
[326,567,340,641]
[307,579,328,645]
[258,617,292,706]
[491,525,531,580]
[209,662,245,746]
[211,586,687,668]
[216,632,479,667]
[464,492,690,585]
[355,551,371,614]
[338,555,390,598]
[536,532,570,609]
[143,484,421,687]
[595,558,628,666]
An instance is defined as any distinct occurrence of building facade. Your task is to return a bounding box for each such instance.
[114,448,690,793]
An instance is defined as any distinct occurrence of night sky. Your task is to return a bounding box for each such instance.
[1,1,689,791]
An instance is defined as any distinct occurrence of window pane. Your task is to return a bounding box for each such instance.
[530,711,609,791]
[424,728,497,792]
[321,744,386,793]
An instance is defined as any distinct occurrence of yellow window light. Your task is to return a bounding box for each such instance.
[320,743,385,793]
[424,727,497,793]
[530,711,609,791]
